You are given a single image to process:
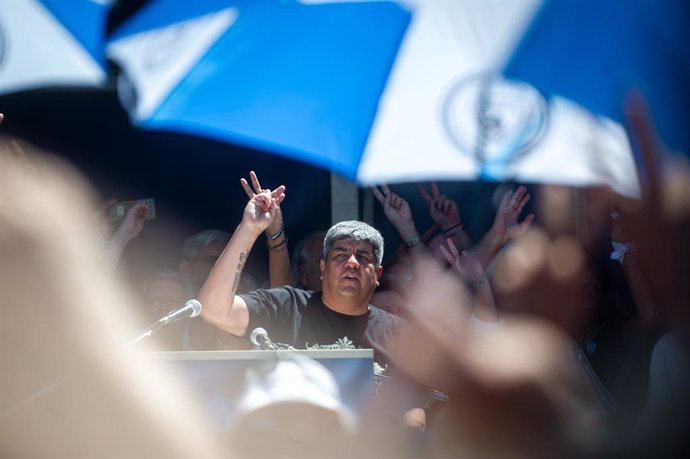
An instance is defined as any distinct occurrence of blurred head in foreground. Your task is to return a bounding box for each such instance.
[230,355,355,459]
[0,139,225,457]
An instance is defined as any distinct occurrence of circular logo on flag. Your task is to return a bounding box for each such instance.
[442,73,549,166]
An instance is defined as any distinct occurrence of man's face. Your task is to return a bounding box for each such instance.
[320,239,382,309]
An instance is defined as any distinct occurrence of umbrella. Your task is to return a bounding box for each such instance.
[106,0,410,176]
[505,0,690,158]
[0,0,110,95]
[108,0,641,197]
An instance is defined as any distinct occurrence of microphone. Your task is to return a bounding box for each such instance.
[156,299,202,326]
[250,327,278,350]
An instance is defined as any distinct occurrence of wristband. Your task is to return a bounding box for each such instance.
[405,235,422,249]
[267,235,288,251]
[265,225,284,240]
[444,223,464,238]
[443,222,463,233]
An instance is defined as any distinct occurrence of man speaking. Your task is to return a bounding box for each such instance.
[199,175,400,368]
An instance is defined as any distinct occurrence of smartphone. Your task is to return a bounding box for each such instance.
[108,198,156,224]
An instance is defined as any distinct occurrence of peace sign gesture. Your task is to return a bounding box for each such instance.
[439,238,485,285]
[239,171,286,234]
[240,170,285,202]
[372,184,419,241]
[418,182,462,232]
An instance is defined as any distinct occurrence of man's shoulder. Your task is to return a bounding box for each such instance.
[368,304,404,329]
[241,284,312,296]
[240,285,314,307]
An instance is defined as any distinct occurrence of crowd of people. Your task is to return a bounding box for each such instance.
[1,98,689,458]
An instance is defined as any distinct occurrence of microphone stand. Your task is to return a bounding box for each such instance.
[129,299,202,346]
[129,320,166,346]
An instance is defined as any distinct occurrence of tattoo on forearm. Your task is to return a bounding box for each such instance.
[231,251,248,294]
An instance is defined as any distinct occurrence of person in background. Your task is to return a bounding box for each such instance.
[142,269,200,350]
[291,231,327,291]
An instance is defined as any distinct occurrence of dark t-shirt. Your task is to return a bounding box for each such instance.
[239,286,401,365]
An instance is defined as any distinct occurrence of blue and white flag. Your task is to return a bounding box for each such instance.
[505,0,690,159]
[359,0,640,197]
[109,0,646,198]
[0,0,109,95]
[107,0,410,178]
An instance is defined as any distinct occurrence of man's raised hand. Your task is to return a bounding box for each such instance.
[240,171,285,233]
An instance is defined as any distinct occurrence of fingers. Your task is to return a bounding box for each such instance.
[447,238,461,259]
[418,184,432,204]
[431,195,448,212]
[501,186,530,219]
[127,202,150,220]
[430,182,441,198]
[136,204,151,219]
[499,189,513,210]
[240,178,254,198]
[274,191,286,207]
[371,185,386,204]
[373,184,400,209]
[253,193,272,211]
[514,191,530,216]
[249,170,262,193]
[509,186,526,209]
[520,213,535,231]
[0,113,4,126]
[389,192,405,209]
[270,184,286,200]
[439,244,455,265]
[244,172,284,208]
[443,197,452,214]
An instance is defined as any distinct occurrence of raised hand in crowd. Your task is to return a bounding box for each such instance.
[440,238,498,322]
[240,170,292,287]
[372,184,423,252]
[104,201,151,273]
[490,185,534,244]
[418,182,470,248]
[440,238,484,287]
[472,185,535,269]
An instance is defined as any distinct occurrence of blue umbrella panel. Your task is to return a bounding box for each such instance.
[107,0,411,181]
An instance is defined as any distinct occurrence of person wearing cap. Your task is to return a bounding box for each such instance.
[230,355,356,458]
